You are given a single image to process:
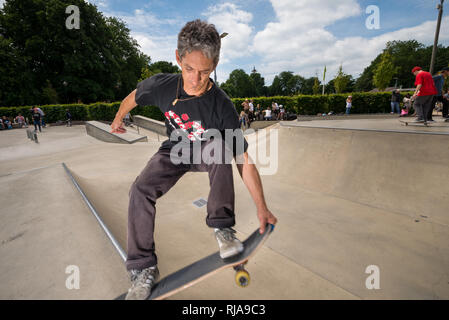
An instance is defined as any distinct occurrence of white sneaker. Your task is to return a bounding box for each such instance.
[214,228,244,259]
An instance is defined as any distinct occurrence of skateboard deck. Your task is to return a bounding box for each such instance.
[116,224,274,300]
[399,119,449,127]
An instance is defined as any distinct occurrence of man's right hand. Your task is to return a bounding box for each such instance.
[111,117,126,134]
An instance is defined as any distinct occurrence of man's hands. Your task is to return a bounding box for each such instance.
[110,116,127,134]
[257,207,278,234]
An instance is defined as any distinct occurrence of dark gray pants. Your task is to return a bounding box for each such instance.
[414,95,434,121]
[126,139,236,271]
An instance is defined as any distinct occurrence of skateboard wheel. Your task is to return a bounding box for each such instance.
[235,270,250,287]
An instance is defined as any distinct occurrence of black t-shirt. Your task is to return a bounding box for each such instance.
[135,73,248,156]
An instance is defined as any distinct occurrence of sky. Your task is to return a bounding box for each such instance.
[4,0,449,85]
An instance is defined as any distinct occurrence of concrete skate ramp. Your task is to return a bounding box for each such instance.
[85,121,147,144]
[0,164,129,299]
[25,122,447,299]
[231,123,449,299]
[273,123,449,225]
[133,115,166,136]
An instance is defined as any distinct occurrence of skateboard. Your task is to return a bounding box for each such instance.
[399,119,449,127]
[116,224,275,300]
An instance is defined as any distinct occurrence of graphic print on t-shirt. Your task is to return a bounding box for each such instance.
[164,110,208,141]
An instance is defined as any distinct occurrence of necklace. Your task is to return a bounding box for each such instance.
[172,75,212,106]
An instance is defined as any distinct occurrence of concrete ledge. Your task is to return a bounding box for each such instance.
[85,121,147,144]
[133,115,166,136]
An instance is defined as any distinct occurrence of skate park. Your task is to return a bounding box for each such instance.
[0,115,448,300]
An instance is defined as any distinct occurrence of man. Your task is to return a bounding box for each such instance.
[432,67,449,122]
[110,20,277,300]
[32,109,42,132]
[412,66,437,123]
[35,107,46,127]
[390,89,401,115]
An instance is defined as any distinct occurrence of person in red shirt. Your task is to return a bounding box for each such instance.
[412,66,437,123]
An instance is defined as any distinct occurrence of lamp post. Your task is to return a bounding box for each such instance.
[214,32,228,84]
[430,0,444,74]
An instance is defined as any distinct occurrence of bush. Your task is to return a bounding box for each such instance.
[0,102,164,124]
[0,91,416,123]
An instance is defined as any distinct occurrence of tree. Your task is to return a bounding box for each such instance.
[139,60,180,82]
[312,77,321,95]
[0,0,149,106]
[373,51,398,91]
[269,71,304,96]
[355,40,449,91]
[220,69,253,98]
[148,61,180,74]
[333,65,351,93]
[249,67,266,97]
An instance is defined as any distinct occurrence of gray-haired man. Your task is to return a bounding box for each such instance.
[111,19,277,300]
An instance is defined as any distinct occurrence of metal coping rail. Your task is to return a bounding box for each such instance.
[62,163,127,262]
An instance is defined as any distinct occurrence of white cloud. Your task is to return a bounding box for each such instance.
[100,7,181,64]
[100,7,180,34]
[86,0,109,9]
[107,9,179,32]
[203,3,254,63]
[131,32,178,65]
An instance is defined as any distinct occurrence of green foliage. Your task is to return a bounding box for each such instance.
[0,91,415,126]
[333,65,352,94]
[270,71,305,96]
[0,102,163,123]
[139,61,181,82]
[356,40,449,91]
[312,77,321,95]
[249,70,266,97]
[220,69,253,98]
[373,52,398,91]
[41,80,59,104]
[0,0,149,106]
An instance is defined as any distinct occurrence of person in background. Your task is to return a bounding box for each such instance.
[264,107,272,120]
[15,114,26,128]
[239,110,249,130]
[124,112,131,126]
[2,116,12,129]
[66,109,73,127]
[401,94,412,117]
[346,96,352,114]
[278,105,285,120]
[390,89,401,115]
[32,108,42,132]
[432,67,449,122]
[254,104,261,121]
[412,66,437,123]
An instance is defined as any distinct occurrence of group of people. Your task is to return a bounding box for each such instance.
[239,99,286,129]
[390,66,449,123]
[0,107,74,131]
[0,114,28,130]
